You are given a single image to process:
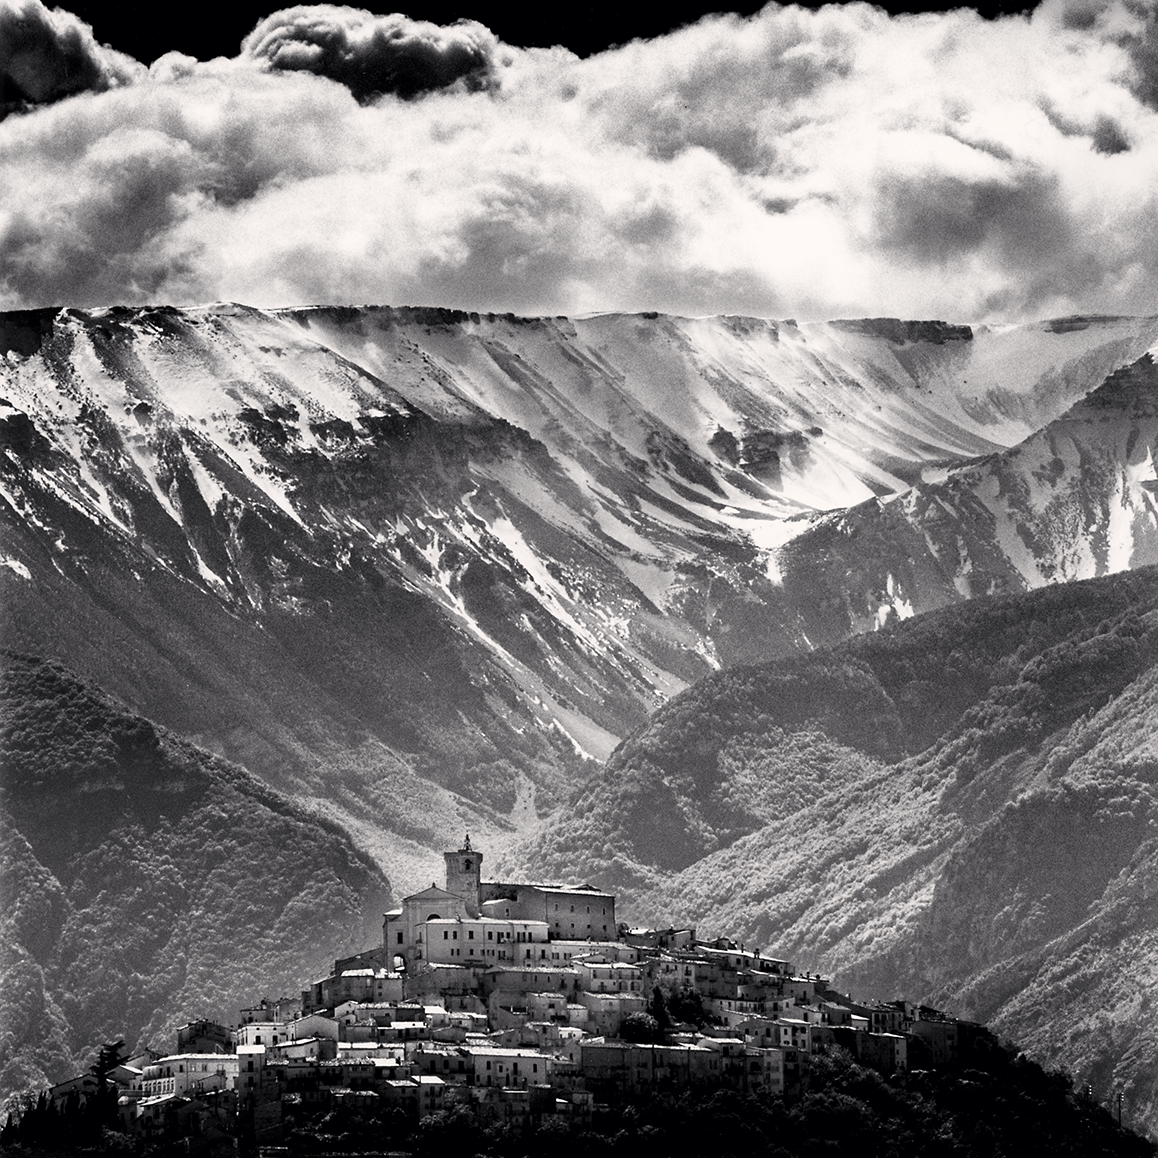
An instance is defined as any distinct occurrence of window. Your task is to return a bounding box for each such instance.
[468,931,474,940]
[444,931,449,940]
[487,932,493,941]
[453,931,458,940]
[397,932,404,944]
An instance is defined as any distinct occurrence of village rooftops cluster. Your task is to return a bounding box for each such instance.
[39,836,993,1148]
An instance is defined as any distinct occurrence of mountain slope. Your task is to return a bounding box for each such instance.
[507,566,1158,1132]
[0,652,391,1113]
[5,305,1158,1127]
[3,304,1157,894]
[769,352,1158,648]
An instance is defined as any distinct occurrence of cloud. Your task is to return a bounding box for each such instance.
[0,0,143,117]
[240,5,505,99]
[3,2,1158,322]
[1121,0,1158,109]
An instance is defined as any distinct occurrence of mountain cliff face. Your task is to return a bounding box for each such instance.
[508,566,1158,1134]
[3,304,1158,894]
[0,652,390,1113]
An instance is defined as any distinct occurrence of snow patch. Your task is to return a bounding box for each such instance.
[876,572,915,629]
[746,514,814,585]
[186,449,226,514]
[953,537,974,598]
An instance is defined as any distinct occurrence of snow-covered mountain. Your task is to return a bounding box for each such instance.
[768,351,1158,649]
[2,303,1158,889]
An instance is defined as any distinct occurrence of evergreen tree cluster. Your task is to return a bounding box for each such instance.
[0,1042,126,1153]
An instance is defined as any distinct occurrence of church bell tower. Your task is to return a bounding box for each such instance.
[444,834,482,917]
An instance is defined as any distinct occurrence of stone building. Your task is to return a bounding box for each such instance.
[384,836,616,971]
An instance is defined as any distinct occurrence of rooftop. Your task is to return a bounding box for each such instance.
[467,1045,555,1057]
[527,884,612,896]
[404,885,466,903]
[423,916,548,926]
[483,881,611,896]
[485,965,580,975]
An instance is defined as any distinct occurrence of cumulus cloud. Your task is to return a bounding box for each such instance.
[4,1,1158,322]
[0,0,143,117]
[240,6,505,99]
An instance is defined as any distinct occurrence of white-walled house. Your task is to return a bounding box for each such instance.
[139,1054,240,1098]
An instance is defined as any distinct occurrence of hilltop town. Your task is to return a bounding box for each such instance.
[4,835,1016,1154]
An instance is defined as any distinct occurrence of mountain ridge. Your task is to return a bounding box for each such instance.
[6,302,1158,1128]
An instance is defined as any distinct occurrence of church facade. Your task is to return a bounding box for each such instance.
[383,836,616,970]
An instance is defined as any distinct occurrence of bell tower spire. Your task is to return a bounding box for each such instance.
[443,834,482,917]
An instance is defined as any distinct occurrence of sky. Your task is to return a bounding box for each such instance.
[2,0,1158,322]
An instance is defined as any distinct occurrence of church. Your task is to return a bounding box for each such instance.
[383,836,617,970]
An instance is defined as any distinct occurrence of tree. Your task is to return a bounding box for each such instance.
[649,986,670,1032]
[86,1040,129,1136]
[620,1012,663,1043]
[92,1040,129,1081]
[669,984,708,1028]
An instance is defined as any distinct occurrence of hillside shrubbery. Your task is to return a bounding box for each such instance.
[0,653,392,1117]
[516,566,1158,891]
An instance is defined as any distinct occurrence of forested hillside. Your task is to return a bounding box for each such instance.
[0,653,392,1114]
[515,566,1158,888]
[507,565,1158,1132]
